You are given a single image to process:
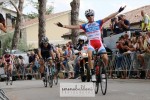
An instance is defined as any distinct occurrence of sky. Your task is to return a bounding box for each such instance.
[23,0,150,21]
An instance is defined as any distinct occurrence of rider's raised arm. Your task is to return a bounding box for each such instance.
[102,6,126,23]
[55,22,80,29]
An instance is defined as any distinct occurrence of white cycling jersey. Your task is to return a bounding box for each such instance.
[80,20,103,40]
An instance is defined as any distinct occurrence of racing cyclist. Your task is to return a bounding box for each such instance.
[38,36,55,81]
[55,6,126,81]
[3,49,14,81]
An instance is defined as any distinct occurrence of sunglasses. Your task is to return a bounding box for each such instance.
[43,42,48,45]
[86,14,94,17]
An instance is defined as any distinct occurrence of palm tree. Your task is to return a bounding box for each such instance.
[38,0,46,47]
[70,0,80,45]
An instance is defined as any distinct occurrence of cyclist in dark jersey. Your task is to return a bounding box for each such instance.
[38,36,55,80]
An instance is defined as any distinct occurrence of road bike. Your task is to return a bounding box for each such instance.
[93,49,107,95]
[5,63,13,85]
[43,58,58,88]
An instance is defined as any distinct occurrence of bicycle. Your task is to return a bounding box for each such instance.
[0,89,9,100]
[43,58,58,88]
[5,63,13,85]
[93,49,107,95]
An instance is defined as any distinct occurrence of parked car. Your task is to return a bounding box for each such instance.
[10,49,29,65]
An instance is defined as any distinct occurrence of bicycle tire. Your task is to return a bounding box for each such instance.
[94,64,101,94]
[49,75,53,88]
[100,61,107,95]
[5,76,9,86]
[54,75,58,85]
[43,73,47,87]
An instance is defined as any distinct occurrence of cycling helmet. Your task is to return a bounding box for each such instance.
[41,36,49,43]
[77,35,88,43]
[85,9,94,17]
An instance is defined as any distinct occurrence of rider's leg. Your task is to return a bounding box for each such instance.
[102,54,108,75]
[39,59,45,80]
[8,64,13,80]
[88,50,96,81]
[102,54,108,67]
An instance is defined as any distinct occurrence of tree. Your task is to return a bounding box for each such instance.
[27,0,53,19]
[38,0,47,47]
[10,0,24,50]
[70,0,80,45]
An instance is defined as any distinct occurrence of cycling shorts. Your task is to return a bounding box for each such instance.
[88,39,106,53]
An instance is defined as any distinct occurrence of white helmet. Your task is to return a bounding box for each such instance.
[85,9,94,17]
[77,35,88,43]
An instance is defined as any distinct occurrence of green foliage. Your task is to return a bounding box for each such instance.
[26,0,53,19]
[0,32,33,53]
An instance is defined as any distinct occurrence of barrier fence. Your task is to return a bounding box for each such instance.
[107,52,150,79]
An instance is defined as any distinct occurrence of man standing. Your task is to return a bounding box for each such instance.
[141,10,150,31]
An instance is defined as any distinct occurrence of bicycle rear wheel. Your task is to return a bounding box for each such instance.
[100,62,107,95]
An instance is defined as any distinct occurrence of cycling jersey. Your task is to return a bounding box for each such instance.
[4,54,12,64]
[80,20,106,52]
[39,43,53,59]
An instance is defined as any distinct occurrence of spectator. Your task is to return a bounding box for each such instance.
[141,10,150,31]
[118,14,131,38]
[28,51,36,73]
[137,32,150,69]
[0,13,6,33]
[110,17,122,34]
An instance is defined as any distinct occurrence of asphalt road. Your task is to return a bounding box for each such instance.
[0,79,150,100]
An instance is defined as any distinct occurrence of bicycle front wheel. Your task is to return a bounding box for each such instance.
[43,74,47,87]
[54,75,58,85]
[100,64,107,95]
[49,75,53,88]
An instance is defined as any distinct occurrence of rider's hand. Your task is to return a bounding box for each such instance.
[118,6,126,13]
[56,22,63,27]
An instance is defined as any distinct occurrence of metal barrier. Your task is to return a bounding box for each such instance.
[107,52,150,79]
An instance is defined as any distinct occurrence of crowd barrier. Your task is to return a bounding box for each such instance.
[107,52,150,79]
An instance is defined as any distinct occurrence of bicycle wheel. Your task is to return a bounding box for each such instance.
[9,79,13,85]
[100,61,107,95]
[49,75,53,88]
[5,75,9,86]
[94,65,101,94]
[54,75,58,85]
[43,73,47,87]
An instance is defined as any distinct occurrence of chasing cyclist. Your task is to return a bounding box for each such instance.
[38,36,55,81]
[55,6,126,81]
[3,49,14,81]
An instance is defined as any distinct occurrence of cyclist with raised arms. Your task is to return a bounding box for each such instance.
[55,6,126,81]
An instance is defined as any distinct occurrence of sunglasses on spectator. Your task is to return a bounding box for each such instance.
[86,14,94,17]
